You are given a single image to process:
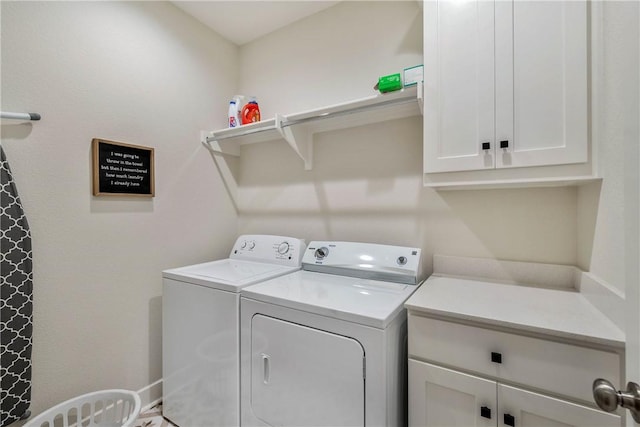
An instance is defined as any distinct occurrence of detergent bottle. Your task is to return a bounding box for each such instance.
[228,100,239,128]
[241,96,261,125]
[228,95,245,128]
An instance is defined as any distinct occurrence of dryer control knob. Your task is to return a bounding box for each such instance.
[315,247,329,260]
[278,242,290,255]
[397,256,408,266]
[241,241,247,249]
[249,241,256,250]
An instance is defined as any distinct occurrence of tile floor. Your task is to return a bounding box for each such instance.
[133,402,177,427]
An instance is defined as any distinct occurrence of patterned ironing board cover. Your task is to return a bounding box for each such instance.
[1,145,33,426]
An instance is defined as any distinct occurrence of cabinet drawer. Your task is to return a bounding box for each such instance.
[408,315,621,403]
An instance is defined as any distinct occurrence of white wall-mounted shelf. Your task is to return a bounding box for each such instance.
[203,83,423,170]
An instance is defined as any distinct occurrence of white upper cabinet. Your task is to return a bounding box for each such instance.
[495,1,587,169]
[424,0,495,173]
[424,0,591,184]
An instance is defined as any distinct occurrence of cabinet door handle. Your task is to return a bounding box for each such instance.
[482,142,491,150]
[480,406,492,419]
[500,140,509,149]
[504,413,516,426]
[491,351,503,364]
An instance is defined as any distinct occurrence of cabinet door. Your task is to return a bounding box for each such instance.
[423,0,495,173]
[409,360,496,427]
[495,0,588,169]
[498,384,621,427]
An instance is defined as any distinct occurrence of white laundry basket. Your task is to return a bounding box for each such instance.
[23,389,141,427]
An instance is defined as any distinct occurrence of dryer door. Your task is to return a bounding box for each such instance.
[251,314,365,426]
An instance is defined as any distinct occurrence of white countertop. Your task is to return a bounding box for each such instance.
[405,275,625,348]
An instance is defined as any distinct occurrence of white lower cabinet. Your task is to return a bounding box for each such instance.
[409,360,495,427]
[498,383,618,427]
[407,315,623,427]
[409,360,620,427]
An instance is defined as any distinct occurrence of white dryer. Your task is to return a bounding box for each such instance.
[240,241,425,427]
[162,235,306,427]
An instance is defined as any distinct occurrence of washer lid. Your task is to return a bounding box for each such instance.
[163,259,300,292]
[241,270,422,328]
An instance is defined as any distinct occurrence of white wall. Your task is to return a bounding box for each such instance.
[236,1,580,275]
[239,0,424,116]
[1,1,238,418]
[578,1,639,296]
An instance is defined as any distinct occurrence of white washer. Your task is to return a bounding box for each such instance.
[162,235,306,427]
[240,241,425,427]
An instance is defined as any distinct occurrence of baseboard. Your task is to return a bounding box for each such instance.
[137,379,163,412]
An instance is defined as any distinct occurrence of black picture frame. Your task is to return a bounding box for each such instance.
[92,138,155,197]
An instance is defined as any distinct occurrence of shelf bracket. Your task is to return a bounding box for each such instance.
[200,131,239,212]
[201,131,241,157]
[275,114,313,170]
[417,80,424,116]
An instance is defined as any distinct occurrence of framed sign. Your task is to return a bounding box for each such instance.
[92,138,155,197]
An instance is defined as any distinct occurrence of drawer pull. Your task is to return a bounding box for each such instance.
[482,142,491,150]
[491,351,503,364]
[504,413,515,426]
[480,406,491,419]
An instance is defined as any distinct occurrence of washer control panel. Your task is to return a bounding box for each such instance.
[278,241,290,255]
[230,235,306,267]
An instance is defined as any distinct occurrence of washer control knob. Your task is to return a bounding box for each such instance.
[278,242,290,255]
[240,241,247,249]
[315,247,329,260]
[397,256,408,266]
[249,241,256,250]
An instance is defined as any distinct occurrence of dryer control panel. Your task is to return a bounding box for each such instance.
[230,235,306,267]
[302,241,424,285]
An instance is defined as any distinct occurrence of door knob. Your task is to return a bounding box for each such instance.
[593,378,640,422]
